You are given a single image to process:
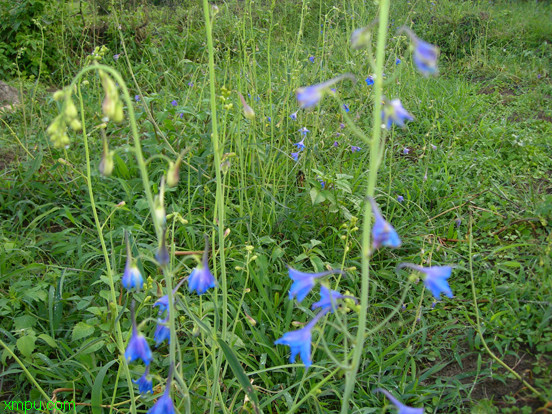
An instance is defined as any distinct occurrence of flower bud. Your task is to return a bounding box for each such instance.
[64,97,78,119]
[99,149,115,177]
[53,90,65,101]
[166,160,181,188]
[112,100,124,123]
[237,92,255,120]
[69,119,82,131]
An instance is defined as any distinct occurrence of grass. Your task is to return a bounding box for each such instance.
[0,0,551,412]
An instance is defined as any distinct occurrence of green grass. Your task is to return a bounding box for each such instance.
[0,0,551,412]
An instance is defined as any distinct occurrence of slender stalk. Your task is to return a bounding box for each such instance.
[340,1,390,412]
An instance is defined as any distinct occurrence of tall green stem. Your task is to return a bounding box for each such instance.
[340,1,390,412]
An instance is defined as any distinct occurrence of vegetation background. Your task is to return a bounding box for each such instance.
[0,0,551,412]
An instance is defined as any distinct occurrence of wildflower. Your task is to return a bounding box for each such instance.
[365,76,374,86]
[309,56,315,63]
[290,111,298,120]
[374,388,424,414]
[296,73,355,108]
[274,308,330,368]
[403,148,410,155]
[154,317,170,346]
[156,228,170,267]
[351,146,361,152]
[455,218,462,227]
[318,179,325,189]
[333,141,339,147]
[335,132,341,137]
[135,95,140,102]
[294,139,305,151]
[340,123,345,129]
[154,279,187,315]
[291,152,300,162]
[179,112,184,119]
[350,26,372,50]
[237,92,255,120]
[267,116,271,122]
[399,27,439,76]
[188,82,194,87]
[431,144,437,150]
[343,104,350,112]
[170,100,178,107]
[369,197,401,249]
[133,366,153,394]
[399,263,453,299]
[125,302,152,365]
[113,54,120,61]
[312,286,345,313]
[148,374,175,414]
[396,58,401,65]
[397,195,404,203]
[382,98,414,129]
[287,266,344,303]
[188,237,216,295]
[299,127,310,135]
[122,233,144,291]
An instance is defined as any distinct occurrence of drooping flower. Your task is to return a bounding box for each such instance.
[403,148,410,155]
[382,98,414,129]
[188,238,216,295]
[135,95,141,102]
[154,317,170,346]
[294,139,305,151]
[122,234,144,291]
[113,54,120,61]
[154,279,186,315]
[148,375,175,414]
[299,127,310,135]
[274,308,330,368]
[296,73,356,108]
[333,141,339,147]
[155,228,170,267]
[365,76,374,86]
[399,27,439,77]
[133,366,153,394]
[369,197,401,249]
[351,146,361,153]
[374,388,424,414]
[291,152,299,162]
[125,302,152,365]
[309,56,315,63]
[396,58,401,65]
[431,144,437,150]
[170,100,178,107]
[311,286,345,313]
[397,195,404,203]
[399,263,453,299]
[290,112,298,120]
[343,104,350,112]
[287,266,344,303]
[237,92,255,120]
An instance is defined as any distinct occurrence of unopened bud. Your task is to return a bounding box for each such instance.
[99,149,115,176]
[166,160,180,188]
[53,90,65,101]
[112,100,124,123]
[237,92,255,120]
[64,97,78,119]
[70,119,82,131]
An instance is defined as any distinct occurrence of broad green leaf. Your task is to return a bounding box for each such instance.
[38,333,58,348]
[17,335,36,358]
[72,322,95,341]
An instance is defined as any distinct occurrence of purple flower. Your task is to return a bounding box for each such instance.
[287,266,344,303]
[299,127,310,135]
[113,54,120,61]
[403,147,410,155]
[267,116,271,122]
[351,146,361,152]
[399,263,453,299]
[333,141,339,147]
[148,377,175,414]
[291,152,299,162]
[374,388,423,414]
[133,366,153,394]
[335,132,341,137]
[431,144,437,150]
[382,98,414,128]
[455,218,462,227]
[290,112,298,120]
[274,308,329,368]
[340,123,345,129]
[154,317,170,346]
[125,304,152,365]
[294,139,305,151]
[296,74,355,108]
[122,235,143,291]
[188,82,194,87]
[135,95,141,102]
[365,76,374,86]
[369,197,401,249]
[309,56,315,63]
[154,295,169,314]
[396,58,401,65]
[343,104,350,112]
[311,286,345,313]
[170,100,178,107]
[188,239,216,295]
[397,195,404,203]
[400,27,440,76]
[179,112,184,119]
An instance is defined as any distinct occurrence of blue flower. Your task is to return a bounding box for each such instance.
[374,388,424,414]
[369,197,401,249]
[147,379,175,414]
[170,100,178,107]
[299,127,310,135]
[351,146,361,152]
[155,231,170,267]
[122,258,144,291]
[309,56,315,63]
[312,286,345,313]
[296,74,356,108]
[365,76,374,86]
[399,263,453,300]
[343,104,350,112]
[396,58,401,65]
[291,152,299,162]
[188,82,194,87]
[125,324,152,366]
[290,112,298,120]
[274,309,329,368]
[154,295,169,314]
[113,54,120,61]
[154,317,170,346]
[135,95,141,102]
[382,98,414,129]
[188,240,216,295]
[403,147,410,155]
[294,139,305,151]
[400,27,439,76]
[397,195,404,203]
[340,123,345,129]
[287,266,344,303]
[333,141,339,147]
[179,112,184,119]
[133,366,153,394]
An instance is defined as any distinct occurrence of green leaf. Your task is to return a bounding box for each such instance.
[217,338,261,414]
[72,322,95,341]
[38,333,58,348]
[310,187,326,205]
[14,315,37,330]
[91,360,118,414]
[16,335,36,358]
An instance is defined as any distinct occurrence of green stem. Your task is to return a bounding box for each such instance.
[340,1,390,412]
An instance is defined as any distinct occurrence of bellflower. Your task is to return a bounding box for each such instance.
[287,266,344,303]
[312,286,345,313]
[274,308,329,368]
[294,139,305,151]
[154,279,186,315]
[374,388,424,414]
[299,127,310,135]
[291,152,299,162]
[188,238,216,295]
[351,146,362,152]
[399,27,439,76]
[113,54,120,61]
[154,317,170,346]
[296,73,355,108]
[396,58,401,65]
[170,100,178,107]
[343,104,350,112]
[397,195,404,203]
[382,98,414,129]
[369,197,401,249]
[309,56,315,63]
[333,141,339,147]
[133,366,153,394]
[135,95,140,102]
[290,111,298,120]
[122,233,144,291]
[399,263,453,299]
[403,148,410,155]
[366,76,374,86]
[148,375,175,414]
[125,303,152,365]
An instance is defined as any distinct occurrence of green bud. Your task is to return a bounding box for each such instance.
[69,119,82,131]
[99,149,115,177]
[64,97,78,120]
[53,90,65,101]
[112,100,124,123]
[166,161,180,188]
